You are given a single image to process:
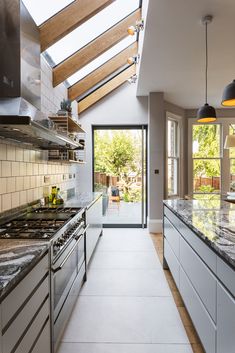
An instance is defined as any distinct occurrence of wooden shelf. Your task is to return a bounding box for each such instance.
[49,115,86,134]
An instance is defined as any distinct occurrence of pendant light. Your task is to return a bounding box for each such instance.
[221,80,235,106]
[197,15,217,123]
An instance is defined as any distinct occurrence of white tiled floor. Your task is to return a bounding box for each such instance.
[58,229,193,353]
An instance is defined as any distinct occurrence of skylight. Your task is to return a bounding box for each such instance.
[22,0,75,26]
[46,0,139,65]
[67,36,136,86]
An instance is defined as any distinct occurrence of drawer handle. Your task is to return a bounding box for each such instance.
[52,237,83,273]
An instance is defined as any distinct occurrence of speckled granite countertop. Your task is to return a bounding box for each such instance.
[63,192,102,209]
[0,240,48,302]
[164,199,235,269]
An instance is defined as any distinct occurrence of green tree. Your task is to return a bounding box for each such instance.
[193,124,220,178]
[94,130,141,199]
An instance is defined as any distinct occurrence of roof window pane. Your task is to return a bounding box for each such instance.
[47,0,139,65]
[67,36,136,86]
[22,0,75,26]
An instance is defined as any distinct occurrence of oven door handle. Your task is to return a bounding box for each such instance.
[52,225,89,274]
[52,238,81,274]
[74,224,89,240]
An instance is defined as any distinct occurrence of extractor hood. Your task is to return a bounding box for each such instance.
[0,0,79,150]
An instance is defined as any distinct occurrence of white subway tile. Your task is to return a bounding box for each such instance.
[19,162,27,176]
[0,178,7,194]
[15,147,24,161]
[12,192,20,208]
[33,163,39,175]
[30,176,36,188]
[0,144,7,160]
[6,145,15,161]
[38,164,44,175]
[20,190,27,205]
[27,163,33,175]
[30,150,36,162]
[2,193,11,211]
[12,161,20,176]
[27,189,34,203]
[24,176,30,190]
[2,161,11,177]
[16,176,24,191]
[7,177,16,193]
[23,149,30,162]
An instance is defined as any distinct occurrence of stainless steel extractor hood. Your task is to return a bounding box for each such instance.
[0,0,79,150]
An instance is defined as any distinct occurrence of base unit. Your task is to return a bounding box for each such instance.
[86,196,103,265]
[180,268,216,353]
[163,205,235,353]
[164,238,180,288]
[217,283,235,353]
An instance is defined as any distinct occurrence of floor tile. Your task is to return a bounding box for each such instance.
[58,343,193,353]
[80,269,171,297]
[61,296,190,344]
[97,235,154,252]
[89,251,161,270]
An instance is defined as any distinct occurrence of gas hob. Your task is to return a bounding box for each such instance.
[0,207,83,240]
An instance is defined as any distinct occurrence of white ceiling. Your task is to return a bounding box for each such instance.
[137,0,235,109]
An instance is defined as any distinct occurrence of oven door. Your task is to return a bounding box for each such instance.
[52,233,85,321]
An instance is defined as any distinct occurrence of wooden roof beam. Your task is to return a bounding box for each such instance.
[40,0,115,52]
[77,64,136,114]
[53,9,141,87]
[68,42,138,101]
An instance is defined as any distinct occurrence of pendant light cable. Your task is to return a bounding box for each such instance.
[205,20,208,104]
[197,15,216,123]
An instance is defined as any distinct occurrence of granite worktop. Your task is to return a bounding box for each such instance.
[0,240,48,302]
[164,199,235,269]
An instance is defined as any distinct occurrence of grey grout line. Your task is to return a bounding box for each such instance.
[60,338,192,344]
[79,294,172,297]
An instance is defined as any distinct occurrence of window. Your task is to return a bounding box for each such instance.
[22,0,75,26]
[229,125,235,190]
[192,124,221,199]
[67,36,136,86]
[167,118,180,197]
[46,0,139,65]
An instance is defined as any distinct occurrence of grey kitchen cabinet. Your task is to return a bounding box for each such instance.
[1,252,51,353]
[163,205,235,353]
[217,283,235,353]
[86,195,103,264]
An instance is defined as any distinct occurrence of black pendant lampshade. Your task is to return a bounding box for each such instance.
[197,103,217,123]
[197,15,217,123]
[221,80,235,107]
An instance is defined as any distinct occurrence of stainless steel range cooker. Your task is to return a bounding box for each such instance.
[0,206,88,352]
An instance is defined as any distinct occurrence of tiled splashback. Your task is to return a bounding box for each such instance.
[0,56,79,213]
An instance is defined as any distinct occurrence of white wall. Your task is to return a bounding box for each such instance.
[77,83,148,192]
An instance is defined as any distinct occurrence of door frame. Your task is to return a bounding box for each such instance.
[92,125,148,228]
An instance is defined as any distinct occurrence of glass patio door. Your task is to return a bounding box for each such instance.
[92,125,147,227]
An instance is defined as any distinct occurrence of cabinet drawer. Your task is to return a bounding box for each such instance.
[31,319,50,353]
[180,267,216,353]
[164,239,180,288]
[165,207,216,272]
[3,276,49,353]
[180,236,217,322]
[217,256,235,298]
[14,298,50,353]
[164,216,180,258]
[217,283,235,353]
[2,253,49,328]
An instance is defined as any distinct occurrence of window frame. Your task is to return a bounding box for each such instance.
[166,112,182,199]
[188,117,234,198]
